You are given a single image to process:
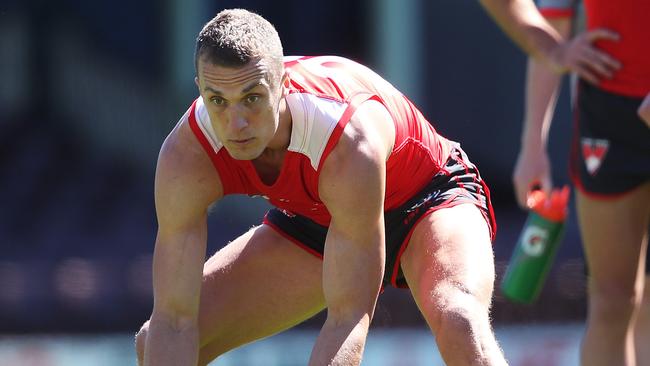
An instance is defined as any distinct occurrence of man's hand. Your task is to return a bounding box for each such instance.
[638,93,650,128]
[547,28,621,84]
[513,145,552,209]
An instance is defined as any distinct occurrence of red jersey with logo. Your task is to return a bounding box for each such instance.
[538,0,650,97]
[187,55,454,226]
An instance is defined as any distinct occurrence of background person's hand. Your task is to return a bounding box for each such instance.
[638,93,650,128]
[547,28,621,84]
[513,145,552,209]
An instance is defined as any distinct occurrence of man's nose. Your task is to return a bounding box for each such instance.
[227,105,249,130]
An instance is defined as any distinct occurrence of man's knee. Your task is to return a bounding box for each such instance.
[423,282,490,334]
[437,304,479,340]
[135,320,150,365]
[590,281,640,322]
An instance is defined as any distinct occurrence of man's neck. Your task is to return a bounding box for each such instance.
[252,96,292,171]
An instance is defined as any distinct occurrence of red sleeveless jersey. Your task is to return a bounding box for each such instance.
[584,0,650,97]
[188,55,454,226]
[539,0,650,97]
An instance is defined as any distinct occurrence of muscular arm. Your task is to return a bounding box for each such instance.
[308,101,394,366]
[144,124,222,366]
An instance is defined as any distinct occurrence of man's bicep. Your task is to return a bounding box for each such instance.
[154,134,222,234]
[319,101,391,233]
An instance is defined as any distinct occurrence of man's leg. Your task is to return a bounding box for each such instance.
[399,203,506,365]
[579,182,650,366]
[635,273,650,365]
[136,224,326,366]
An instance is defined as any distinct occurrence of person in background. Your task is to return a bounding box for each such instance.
[509,0,650,365]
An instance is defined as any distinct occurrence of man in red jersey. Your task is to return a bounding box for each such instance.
[511,1,650,365]
[135,8,507,366]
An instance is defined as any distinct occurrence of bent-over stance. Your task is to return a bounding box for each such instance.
[136,9,507,366]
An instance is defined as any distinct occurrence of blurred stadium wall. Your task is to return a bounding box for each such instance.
[0,0,584,337]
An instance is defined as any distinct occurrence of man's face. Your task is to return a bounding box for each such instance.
[196,57,282,160]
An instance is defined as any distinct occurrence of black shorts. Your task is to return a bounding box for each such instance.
[570,81,650,197]
[263,145,496,288]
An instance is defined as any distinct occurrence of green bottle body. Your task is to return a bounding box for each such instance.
[500,211,566,304]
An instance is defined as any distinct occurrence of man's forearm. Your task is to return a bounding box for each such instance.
[522,57,563,149]
[144,316,199,366]
[521,18,572,148]
[308,315,371,366]
[479,0,563,63]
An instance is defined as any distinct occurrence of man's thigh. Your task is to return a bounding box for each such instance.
[577,182,650,295]
[197,224,326,363]
[399,203,496,320]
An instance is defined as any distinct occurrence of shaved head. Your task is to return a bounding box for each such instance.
[195,9,284,87]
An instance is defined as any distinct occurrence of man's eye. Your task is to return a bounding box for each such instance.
[211,97,226,105]
[245,95,260,104]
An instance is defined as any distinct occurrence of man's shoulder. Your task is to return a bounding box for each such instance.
[161,109,203,160]
[285,92,350,171]
[283,55,374,88]
[158,105,218,182]
[283,55,358,67]
[156,120,223,203]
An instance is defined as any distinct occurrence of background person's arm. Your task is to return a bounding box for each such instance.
[513,16,572,208]
[144,130,222,366]
[479,0,619,81]
[479,0,563,64]
[308,101,393,366]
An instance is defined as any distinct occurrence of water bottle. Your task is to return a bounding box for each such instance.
[500,186,570,304]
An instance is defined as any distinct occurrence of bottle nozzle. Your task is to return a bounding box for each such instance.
[526,185,570,221]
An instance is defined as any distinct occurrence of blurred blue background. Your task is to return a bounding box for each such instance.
[0,0,585,364]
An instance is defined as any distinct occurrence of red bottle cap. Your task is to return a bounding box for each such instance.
[526,185,570,222]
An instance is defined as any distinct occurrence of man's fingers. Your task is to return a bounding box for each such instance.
[572,34,621,79]
[575,63,600,85]
[512,177,529,209]
[540,176,553,199]
[586,28,620,42]
[515,186,528,209]
[593,49,621,70]
[579,50,616,79]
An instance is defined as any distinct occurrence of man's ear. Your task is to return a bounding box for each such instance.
[194,76,200,89]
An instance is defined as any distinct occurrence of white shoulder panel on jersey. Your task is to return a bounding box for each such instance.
[283,55,304,62]
[193,97,224,153]
[285,92,348,170]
